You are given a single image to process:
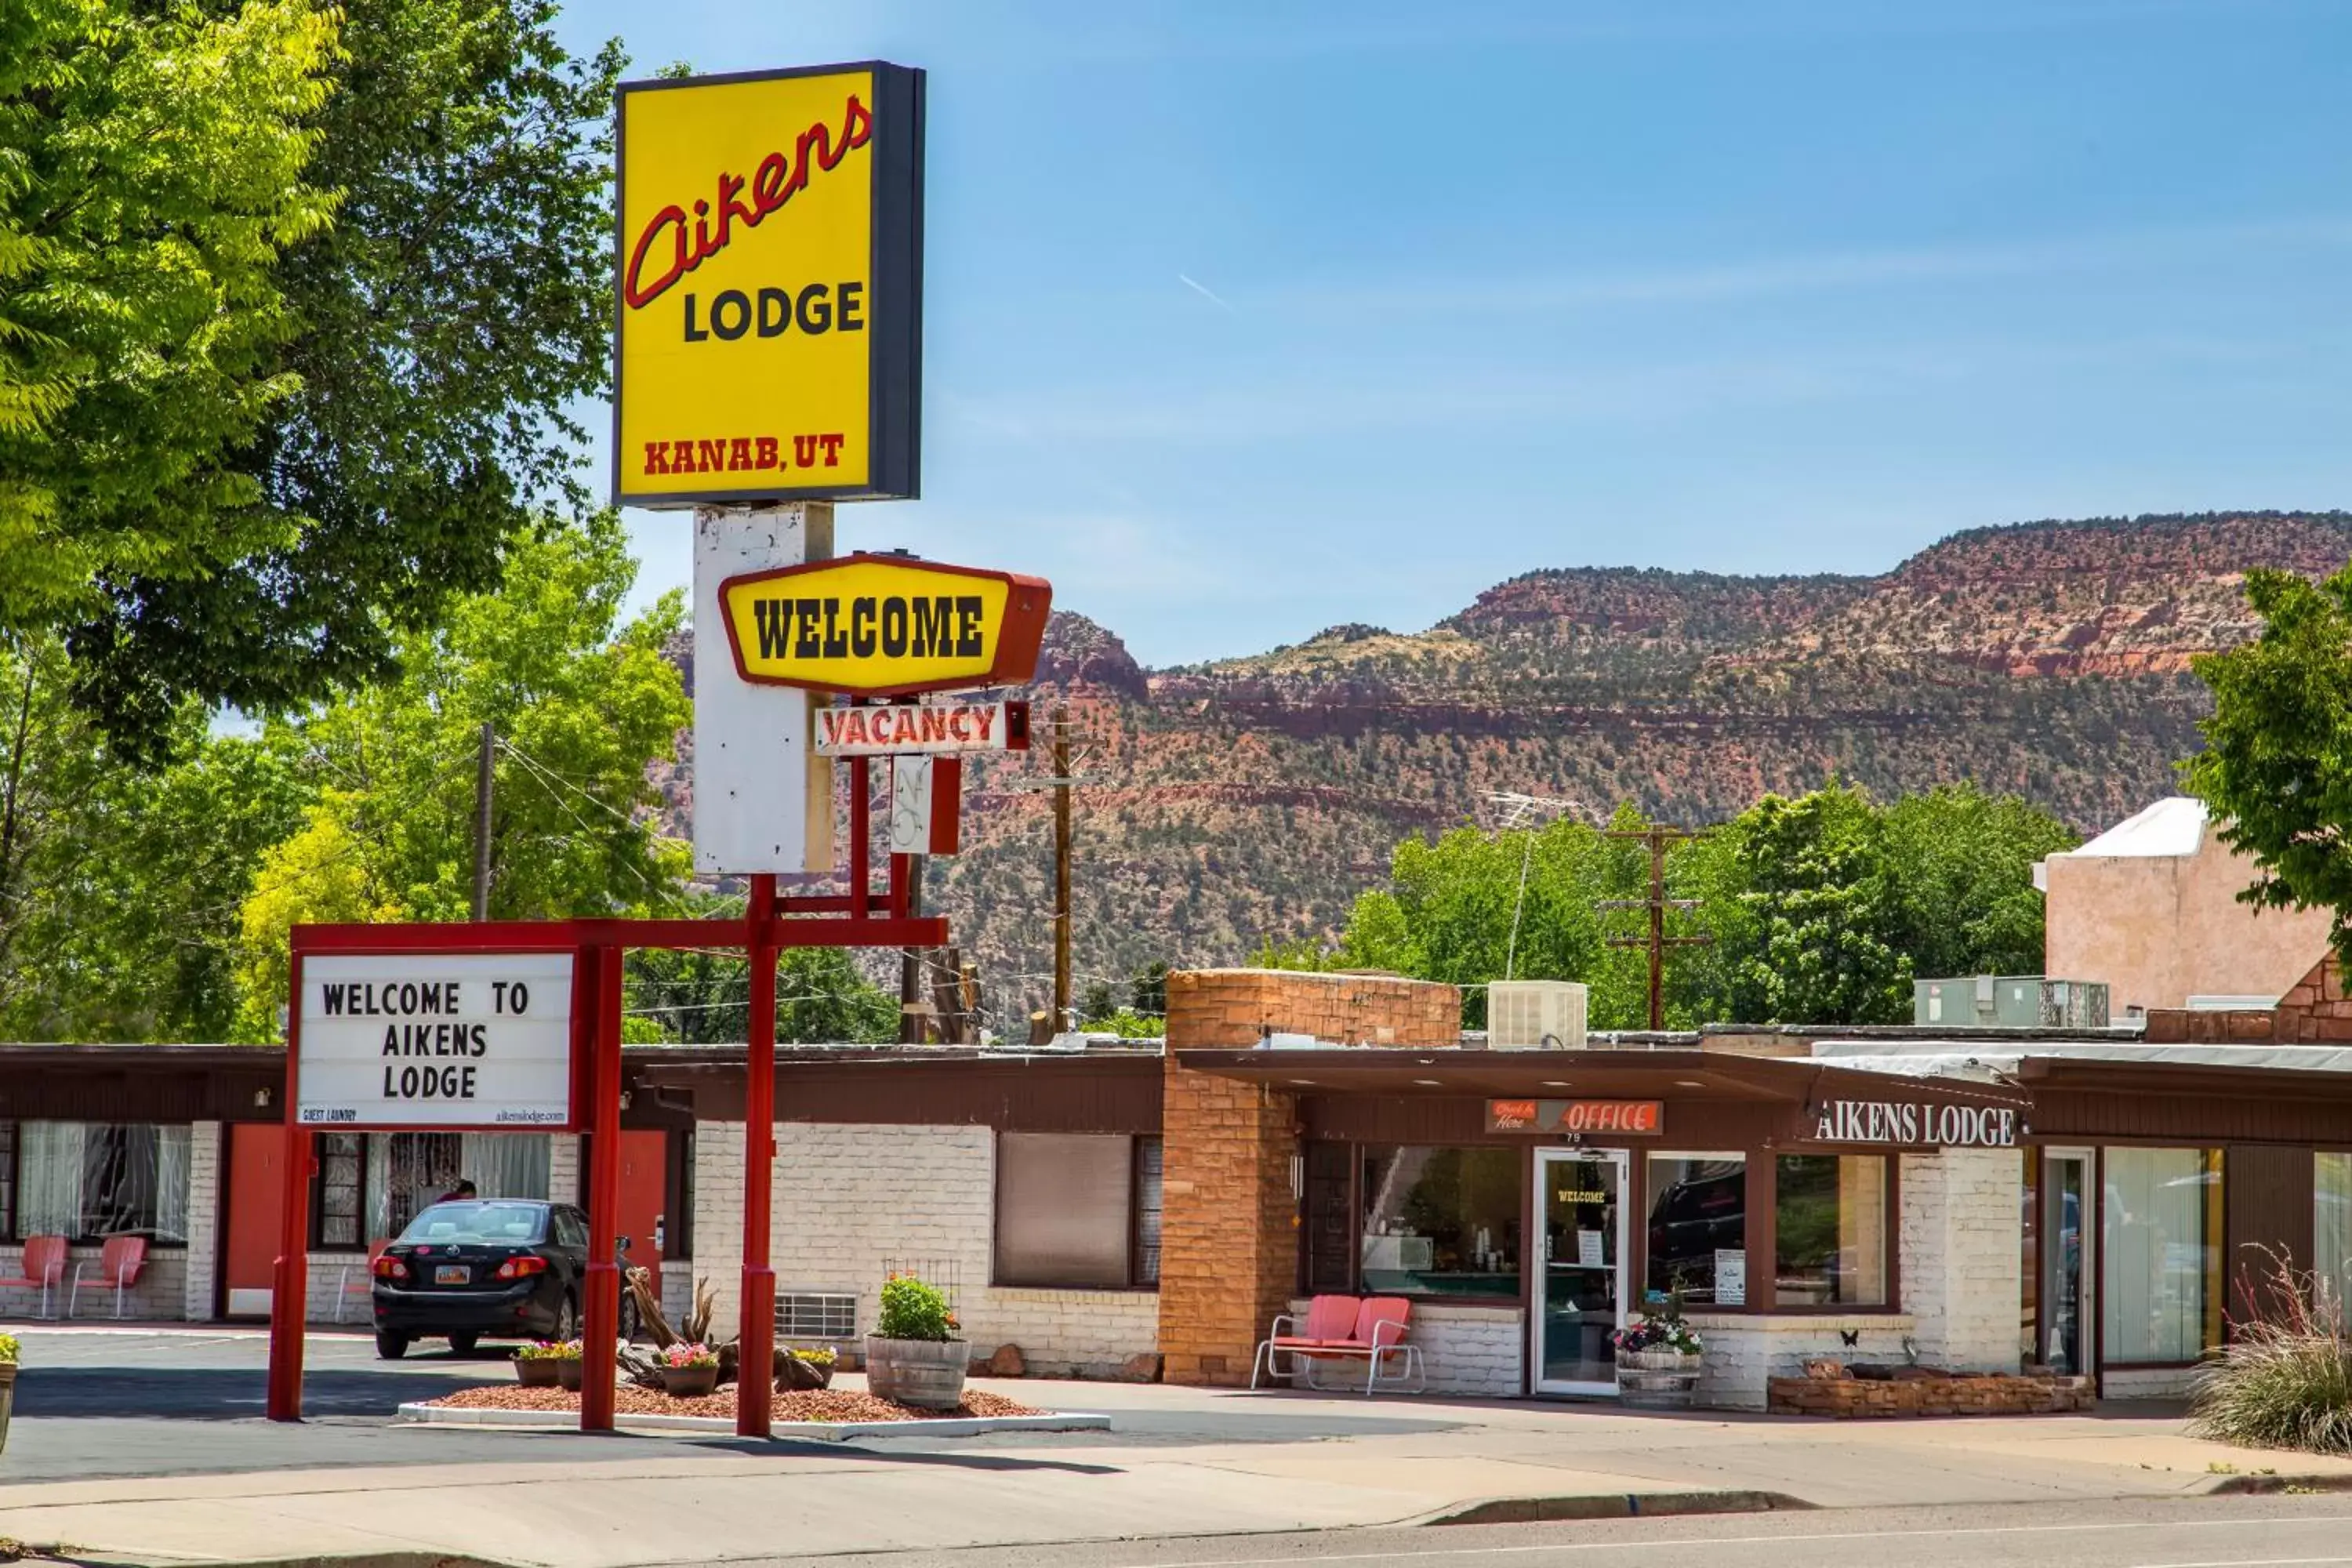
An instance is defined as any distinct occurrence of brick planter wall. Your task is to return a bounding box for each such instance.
[1163,969,1461,1048]
[1768,1374,2094,1418]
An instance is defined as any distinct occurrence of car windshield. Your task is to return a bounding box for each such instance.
[398,1201,546,1245]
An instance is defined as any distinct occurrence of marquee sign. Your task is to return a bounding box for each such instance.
[1487,1099,1664,1135]
[815,698,1029,757]
[1808,1098,2020,1149]
[296,953,577,1129]
[612,62,924,506]
[718,554,1052,696]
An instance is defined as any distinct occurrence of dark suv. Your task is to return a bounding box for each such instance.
[371,1199,588,1359]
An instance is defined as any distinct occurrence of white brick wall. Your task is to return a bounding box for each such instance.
[1900,1148,2024,1373]
[694,1120,1161,1377]
[2101,1365,2199,1399]
[547,1134,581,1205]
[183,1121,222,1319]
[1685,1311,1918,1410]
[1285,1298,1523,1396]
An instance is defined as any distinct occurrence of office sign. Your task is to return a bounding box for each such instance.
[719,553,1052,696]
[296,953,576,1129]
[1808,1098,2020,1149]
[613,63,924,505]
[1486,1099,1664,1135]
[815,698,1028,757]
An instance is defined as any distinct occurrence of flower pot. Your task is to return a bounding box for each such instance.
[556,1358,583,1392]
[516,1357,561,1388]
[661,1363,718,1399]
[864,1335,967,1411]
[0,1363,15,1454]
[1616,1348,1702,1410]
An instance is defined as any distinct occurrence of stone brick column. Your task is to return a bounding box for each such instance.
[547,1134,582,1205]
[183,1121,222,1321]
[1158,1055,1297,1386]
[1899,1148,2024,1373]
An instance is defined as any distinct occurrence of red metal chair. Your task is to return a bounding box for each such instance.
[2,1236,67,1320]
[70,1235,147,1320]
[1250,1294,1361,1389]
[336,1240,391,1323]
[1271,1296,1428,1396]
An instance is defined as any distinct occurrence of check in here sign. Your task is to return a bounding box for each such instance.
[296,953,575,1128]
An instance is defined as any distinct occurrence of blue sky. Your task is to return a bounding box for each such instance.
[564,0,2352,667]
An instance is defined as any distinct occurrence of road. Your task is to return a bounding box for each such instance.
[717,1497,2352,1568]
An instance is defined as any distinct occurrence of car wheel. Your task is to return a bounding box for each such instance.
[620,1295,641,1344]
[555,1293,579,1342]
[375,1330,409,1360]
[448,1332,479,1356]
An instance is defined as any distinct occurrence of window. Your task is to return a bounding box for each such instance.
[315,1134,363,1250]
[2103,1147,2223,1364]
[1359,1146,1521,1298]
[2316,1152,2350,1310]
[1776,1155,1889,1307]
[1646,1155,1747,1306]
[352,1131,554,1247]
[995,1133,1157,1289]
[14,1123,190,1243]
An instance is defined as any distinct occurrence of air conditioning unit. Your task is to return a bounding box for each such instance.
[1487,980,1588,1049]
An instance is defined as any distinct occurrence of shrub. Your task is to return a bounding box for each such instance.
[2189,1260,2352,1455]
[0,1333,16,1364]
[875,1274,956,1341]
[514,1341,565,1362]
[789,1345,837,1367]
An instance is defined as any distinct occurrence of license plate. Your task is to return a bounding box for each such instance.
[434,1265,469,1285]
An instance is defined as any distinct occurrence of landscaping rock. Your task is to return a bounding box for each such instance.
[983,1344,1026,1377]
[1120,1352,1162,1383]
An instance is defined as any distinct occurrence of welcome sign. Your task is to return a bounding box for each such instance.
[296,953,577,1129]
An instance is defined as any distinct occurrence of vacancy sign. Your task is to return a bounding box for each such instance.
[816,699,1027,757]
[296,953,577,1129]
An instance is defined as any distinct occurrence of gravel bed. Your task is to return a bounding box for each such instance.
[420,1383,1046,1422]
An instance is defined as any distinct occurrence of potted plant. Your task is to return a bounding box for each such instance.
[553,1338,586,1392]
[778,1345,837,1392]
[0,1332,16,1454]
[660,1341,720,1398]
[865,1274,966,1410]
[514,1341,565,1388]
[1613,1291,1705,1410]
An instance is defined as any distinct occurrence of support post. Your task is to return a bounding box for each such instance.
[738,873,779,1438]
[266,955,310,1421]
[850,749,871,921]
[580,942,624,1432]
[1052,706,1072,1030]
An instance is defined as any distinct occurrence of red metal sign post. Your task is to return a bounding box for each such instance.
[264,882,945,1435]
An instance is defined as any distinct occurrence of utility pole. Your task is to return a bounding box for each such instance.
[1052,706,1073,1029]
[470,720,495,921]
[1597,825,1712,1031]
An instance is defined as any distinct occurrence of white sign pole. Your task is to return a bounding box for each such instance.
[692,503,833,874]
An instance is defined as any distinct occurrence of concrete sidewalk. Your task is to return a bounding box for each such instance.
[4,1379,2349,1567]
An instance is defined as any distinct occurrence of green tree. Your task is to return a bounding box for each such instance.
[1079,978,1117,1025]
[2186,562,2352,958]
[1879,784,2077,979]
[624,927,900,1047]
[0,633,307,1040]
[31,0,630,751]
[1729,786,1910,1025]
[2,0,338,693]
[1128,960,1170,1017]
[229,514,690,1037]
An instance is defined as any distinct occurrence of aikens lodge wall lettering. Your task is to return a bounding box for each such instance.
[1810,1098,2020,1149]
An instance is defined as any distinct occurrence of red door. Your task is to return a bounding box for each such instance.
[224,1123,289,1319]
[616,1131,668,1300]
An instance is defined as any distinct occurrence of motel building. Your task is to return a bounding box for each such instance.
[5,960,2352,1410]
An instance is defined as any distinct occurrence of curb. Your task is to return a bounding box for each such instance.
[1418,1490,1817,1527]
[392,1402,1110,1441]
[2205,1472,2352,1496]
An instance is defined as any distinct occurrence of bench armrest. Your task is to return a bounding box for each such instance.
[1263,1313,1301,1341]
[1370,1318,1409,1350]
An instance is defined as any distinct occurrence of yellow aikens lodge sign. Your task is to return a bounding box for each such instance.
[612,64,924,506]
[717,554,1052,697]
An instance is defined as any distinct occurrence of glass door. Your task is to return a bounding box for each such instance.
[1532,1149,1629,1395]
[2039,1149,2094,1374]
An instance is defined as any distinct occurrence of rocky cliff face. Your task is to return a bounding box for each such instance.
[665,510,2352,1028]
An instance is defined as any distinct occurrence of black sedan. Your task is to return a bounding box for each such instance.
[371,1199,594,1359]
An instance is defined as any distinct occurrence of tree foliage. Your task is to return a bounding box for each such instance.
[623,898,900,1047]
[6,0,626,750]
[1311,782,2075,1029]
[1,0,337,677]
[2186,563,2352,960]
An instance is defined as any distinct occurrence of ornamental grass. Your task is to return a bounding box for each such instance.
[2188,1256,2352,1456]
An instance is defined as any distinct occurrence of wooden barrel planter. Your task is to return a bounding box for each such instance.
[661,1363,719,1398]
[1617,1348,1702,1410]
[865,1336,967,1410]
[516,1356,562,1388]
